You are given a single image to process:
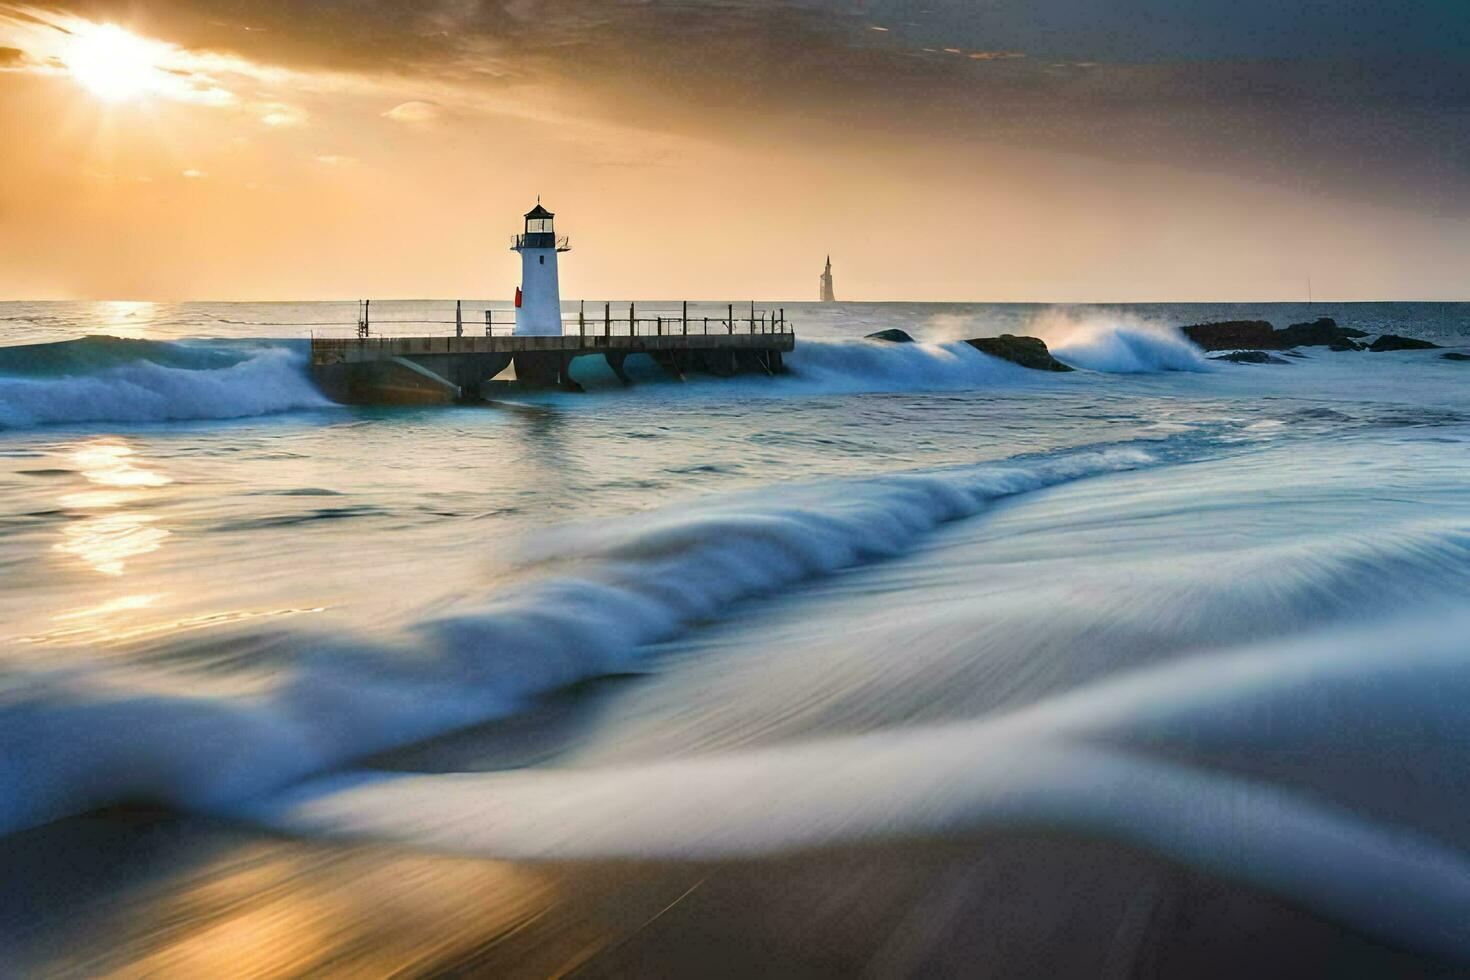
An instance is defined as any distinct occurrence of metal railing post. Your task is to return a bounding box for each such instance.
[605,302,611,337]
[728,303,734,335]
[682,300,688,336]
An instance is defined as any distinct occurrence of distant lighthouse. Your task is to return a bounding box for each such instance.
[819,254,836,303]
[512,201,570,336]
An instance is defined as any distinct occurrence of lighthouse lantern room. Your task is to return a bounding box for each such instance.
[512,201,570,336]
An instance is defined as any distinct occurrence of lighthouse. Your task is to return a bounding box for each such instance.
[819,254,836,303]
[512,201,570,336]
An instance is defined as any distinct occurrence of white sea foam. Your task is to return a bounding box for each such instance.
[786,337,1033,391]
[0,444,1155,839]
[0,345,330,429]
[1031,310,1212,373]
[0,319,1221,430]
[261,612,1470,964]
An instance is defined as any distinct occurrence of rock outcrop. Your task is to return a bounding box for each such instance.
[1182,321,1280,350]
[1368,334,1441,352]
[1210,351,1293,365]
[1442,352,1470,362]
[964,335,1073,372]
[1183,317,1368,351]
[865,328,915,344]
[1278,318,1368,347]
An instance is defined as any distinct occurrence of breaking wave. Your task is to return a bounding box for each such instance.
[0,336,330,429]
[1032,311,1212,373]
[0,444,1156,839]
[782,338,1036,391]
[566,336,1046,397]
[0,322,1209,428]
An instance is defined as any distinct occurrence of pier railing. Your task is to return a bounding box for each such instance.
[312,300,793,340]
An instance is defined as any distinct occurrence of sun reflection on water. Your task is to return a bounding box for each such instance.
[54,438,172,576]
[96,299,159,339]
[71,440,172,489]
[55,513,168,576]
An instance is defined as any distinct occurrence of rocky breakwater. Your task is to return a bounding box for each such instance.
[1184,316,1455,365]
[1183,317,1369,352]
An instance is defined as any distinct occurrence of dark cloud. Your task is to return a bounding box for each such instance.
[860,0,1470,61]
[16,1,1470,212]
[0,45,26,66]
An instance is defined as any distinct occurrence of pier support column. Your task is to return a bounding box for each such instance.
[604,352,631,385]
[513,352,559,387]
[654,350,686,381]
[559,355,584,392]
[514,352,584,391]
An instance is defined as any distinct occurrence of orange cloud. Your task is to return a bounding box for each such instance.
[382,100,438,123]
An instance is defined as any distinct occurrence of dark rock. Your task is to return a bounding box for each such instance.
[1279,317,1370,347]
[1182,320,1281,350]
[1442,352,1470,362]
[865,328,915,344]
[964,334,1073,372]
[1329,340,1364,351]
[1368,334,1442,352]
[1210,351,1293,365]
[1282,350,1309,358]
[1183,317,1373,351]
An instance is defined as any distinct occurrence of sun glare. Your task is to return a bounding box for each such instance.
[65,24,164,103]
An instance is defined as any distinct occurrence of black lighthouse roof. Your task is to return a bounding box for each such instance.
[524,203,554,220]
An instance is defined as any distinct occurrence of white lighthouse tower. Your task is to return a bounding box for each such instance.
[512,201,570,336]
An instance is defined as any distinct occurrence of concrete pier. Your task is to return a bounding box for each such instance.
[310,330,795,405]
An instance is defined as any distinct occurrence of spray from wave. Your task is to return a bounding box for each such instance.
[0,336,331,429]
[1029,310,1211,373]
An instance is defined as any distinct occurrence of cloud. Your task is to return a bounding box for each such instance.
[0,44,28,67]
[382,99,439,123]
[180,168,204,178]
[258,102,307,126]
[313,153,356,166]
[6,0,1470,216]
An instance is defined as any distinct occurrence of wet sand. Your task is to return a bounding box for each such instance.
[2,809,1458,978]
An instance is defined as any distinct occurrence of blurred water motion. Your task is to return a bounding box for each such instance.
[0,300,1468,974]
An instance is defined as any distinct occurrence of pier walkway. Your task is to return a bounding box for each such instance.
[310,302,796,404]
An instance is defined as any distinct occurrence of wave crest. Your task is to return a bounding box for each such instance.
[1033,311,1211,373]
[0,337,329,429]
[0,445,1155,838]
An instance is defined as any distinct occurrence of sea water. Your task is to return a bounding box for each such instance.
[2,300,1469,963]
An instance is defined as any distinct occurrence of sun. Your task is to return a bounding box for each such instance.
[64,24,165,103]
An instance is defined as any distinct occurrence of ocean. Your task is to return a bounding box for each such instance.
[2,299,1468,974]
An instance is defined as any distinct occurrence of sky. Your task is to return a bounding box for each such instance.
[0,0,1466,302]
